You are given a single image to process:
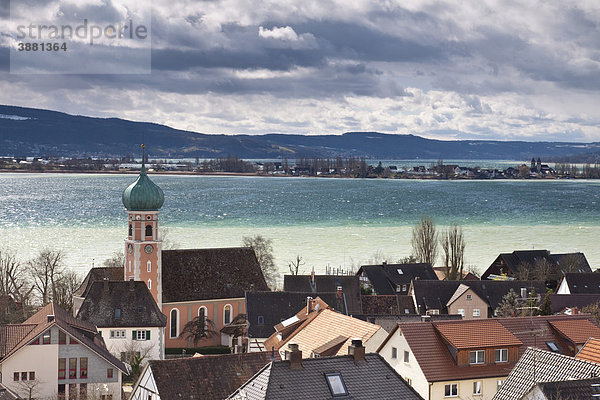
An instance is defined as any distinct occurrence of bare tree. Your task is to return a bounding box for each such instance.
[288,255,305,275]
[182,316,217,347]
[558,253,586,273]
[103,250,124,268]
[440,225,466,280]
[15,377,41,400]
[411,218,438,266]
[27,249,65,305]
[242,235,279,289]
[53,270,82,314]
[0,249,33,320]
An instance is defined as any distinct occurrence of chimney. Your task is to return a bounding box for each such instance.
[286,343,302,369]
[47,315,55,323]
[336,286,343,299]
[103,277,109,292]
[306,296,313,314]
[520,288,528,299]
[310,267,315,285]
[348,338,365,363]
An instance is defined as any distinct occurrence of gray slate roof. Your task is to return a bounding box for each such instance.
[77,281,166,328]
[246,291,344,339]
[358,263,437,295]
[561,273,600,294]
[411,280,547,314]
[493,347,600,400]
[549,293,600,313]
[534,377,600,399]
[74,267,123,298]
[283,275,362,314]
[229,353,424,400]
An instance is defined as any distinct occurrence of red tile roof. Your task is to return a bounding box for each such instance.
[576,338,600,364]
[435,319,522,349]
[550,319,600,345]
[383,315,600,383]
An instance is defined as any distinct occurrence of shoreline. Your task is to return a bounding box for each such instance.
[0,168,581,180]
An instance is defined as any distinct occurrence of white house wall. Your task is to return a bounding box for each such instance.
[378,330,430,399]
[98,326,165,362]
[130,365,160,400]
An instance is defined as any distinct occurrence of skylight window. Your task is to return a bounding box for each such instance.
[397,268,404,274]
[325,373,348,397]
[546,341,560,353]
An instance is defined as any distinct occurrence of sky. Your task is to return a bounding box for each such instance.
[0,0,600,141]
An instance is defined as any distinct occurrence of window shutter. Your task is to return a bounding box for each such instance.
[132,330,136,340]
[146,330,151,341]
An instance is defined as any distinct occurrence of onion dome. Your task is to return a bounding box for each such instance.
[122,148,164,211]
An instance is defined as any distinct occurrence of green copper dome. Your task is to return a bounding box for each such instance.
[122,162,164,211]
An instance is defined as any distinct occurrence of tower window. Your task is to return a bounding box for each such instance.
[128,224,132,237]
[148,279,151,289]
[147,261,151,272]
[145,225,153,237]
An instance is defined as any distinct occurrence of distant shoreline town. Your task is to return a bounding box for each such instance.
[2,155,600,179]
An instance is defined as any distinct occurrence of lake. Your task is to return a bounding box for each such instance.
[0,173,598,282]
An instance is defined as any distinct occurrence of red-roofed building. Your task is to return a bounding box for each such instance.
[377,315,600,400]
[0,303,126,400]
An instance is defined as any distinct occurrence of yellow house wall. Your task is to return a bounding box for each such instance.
[431,377,506,400]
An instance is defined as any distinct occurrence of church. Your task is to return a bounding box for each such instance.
[75,154,269,357]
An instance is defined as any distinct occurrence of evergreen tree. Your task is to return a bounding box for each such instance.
[539,293,552,315]
[495,289,520,317]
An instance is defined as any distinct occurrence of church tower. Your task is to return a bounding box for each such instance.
[122,146,165,308]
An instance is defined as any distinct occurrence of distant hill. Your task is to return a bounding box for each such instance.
[1,105,599,160]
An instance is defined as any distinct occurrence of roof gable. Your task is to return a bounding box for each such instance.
[358,263,437,295]
[231,354,423,400]
[562,273,600,294]
[576,338,600,364]
[162,248,269,302]
[77,281,166,328]
[435,319,522,349]
[74,267,123,298]
[282,275,362,314]
[494,347,600,400]
[148,352,276,399]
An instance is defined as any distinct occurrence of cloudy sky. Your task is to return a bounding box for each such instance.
[1,0,600,141]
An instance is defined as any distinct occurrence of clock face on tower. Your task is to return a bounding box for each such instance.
[128,244,133,254]
[144,244,154,254]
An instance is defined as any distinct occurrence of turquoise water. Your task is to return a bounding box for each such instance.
[1,173,599,278]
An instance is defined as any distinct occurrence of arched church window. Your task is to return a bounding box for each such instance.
[145,225,153,237]
[198,307,207,332]
[170,309,179,338]
[224,304,232,325]
[128,224,132,237]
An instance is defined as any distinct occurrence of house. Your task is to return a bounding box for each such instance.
[0,303,126,400]
[482,250,591,280]
[523,377,600,399]
[378,315,600,400]
[76,280,167,363]
[283,273,362,314]
[494,347,600,400]
[130,351,276,400]
[72,267,123,316]
[229,340,423,400]
[433,267,479,281]
[245,292,343,352]
[547,293,600,314]
[262,298,387,359]
[557,272,600,294]
[357,262,438,295]
[410,279,547,317]
[360,294,416,315]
